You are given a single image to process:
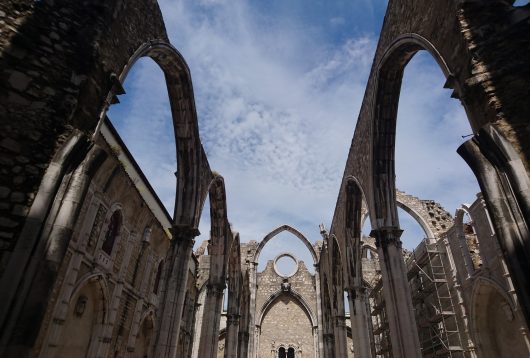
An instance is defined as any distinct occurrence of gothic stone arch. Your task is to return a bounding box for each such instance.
[0,2,217,356]
[253,225,318,265]
[469,277,530,358]
[329,2,530,356]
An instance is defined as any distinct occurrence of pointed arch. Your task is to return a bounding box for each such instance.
[202,174,230,285]
[469,276,529,358]
[99,40,209,229]
[53,272,110,358]
[69,272,110,324]
[257,288,318,328]
[253,225,317,264]
[371,33,466,229]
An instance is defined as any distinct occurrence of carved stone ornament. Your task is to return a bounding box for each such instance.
[74,295,88,317]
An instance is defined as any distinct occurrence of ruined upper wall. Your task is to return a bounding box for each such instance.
[330,0,530,239]
[0,0,168,263]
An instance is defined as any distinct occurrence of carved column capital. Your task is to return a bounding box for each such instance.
[226,313,240,326]
[171,225,200,242]
[370,227,403,248]
[206,282,226,296]
[323,333,334,342]
[334,315,347,327]
[347,285,367,299]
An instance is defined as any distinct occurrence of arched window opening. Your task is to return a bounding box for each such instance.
[398,207,429,251]
[278,347,286,358]
[463,211,482,270]
[361,214,371,238]
[275,254,298,277]
[362,245,378,260]
[106,57,177,215]
[344,291,350,314]
[222,286,228,312]
[153,260,163,294]
[193,193,210,253]
[287,347,295,358]
[395,51,480,221]
[102,210,121,255]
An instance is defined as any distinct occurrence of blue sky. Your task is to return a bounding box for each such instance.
[108,0,480,265]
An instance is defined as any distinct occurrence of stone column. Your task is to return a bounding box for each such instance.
[191,289,207,358]
[153,226,198,358]
[197,282,225,358]
[0,145,106,357]
[0,131,86,353]
[237,284,249,358]
[224,313,240,358]
[237,330,249,358]
[371,227,421,358]
[454,212,476,278]
[347,287,372,358]
[38,193,99,357]
[312,326,319,358]
[314,266,323,358]
[254,326,261,358]
[247,262,258,357]
[333,314,348,358]
[323,333,334,358]
[125,299,146,357]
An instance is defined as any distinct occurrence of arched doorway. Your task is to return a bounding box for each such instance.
[134,314,154,358]
[472,280,530,358]
[259,292,316,358]
[54,277,107,357]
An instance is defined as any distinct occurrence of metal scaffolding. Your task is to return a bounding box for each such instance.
[369,279,391,357]
[407,239,465,357]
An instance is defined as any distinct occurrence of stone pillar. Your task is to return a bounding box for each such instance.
[454,212,476,278]
[153,226,198,358]
[314,266,323,358]
[0,131,87,353]
[197,283,225,358]
[323,333,334,358]
[237,330,249,358]
[0,145,106,357]
[181,292,198,358]
[254,326,261,358]
[125,299,146,357]
[347,287,372,358]
[191,289,207,358]
[247,262,258,357]
[371,227,422,358]
[312,326,319,358]
[333,314,348,358]
[237,283,249,358]
[38,193,98,357]
[224,313,240,358]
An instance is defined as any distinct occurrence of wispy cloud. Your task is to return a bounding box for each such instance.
[109,0,479,262]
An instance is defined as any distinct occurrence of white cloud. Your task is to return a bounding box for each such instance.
[109,0,480,257]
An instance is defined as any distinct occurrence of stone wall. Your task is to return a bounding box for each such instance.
[32,129,172,357]
[0,0,169,271]
[445,193,530,358]
[259,295,314,358]
[255,258,317,358]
